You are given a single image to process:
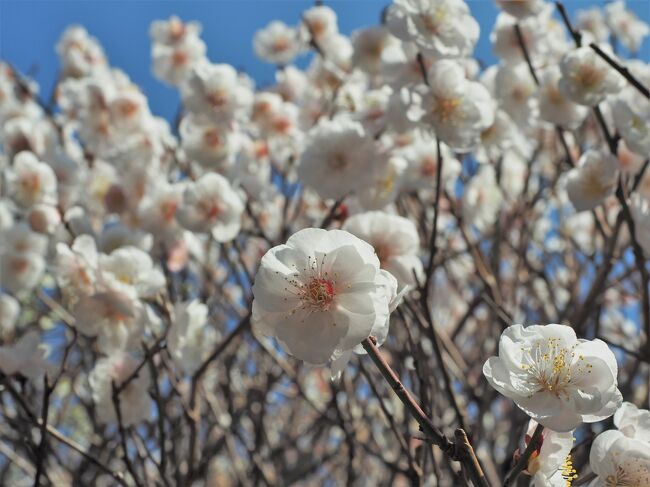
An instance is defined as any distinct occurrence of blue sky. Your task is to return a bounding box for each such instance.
[0,0,648,123]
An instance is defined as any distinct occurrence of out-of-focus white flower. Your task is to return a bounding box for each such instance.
[343,211,423,288]
[254,21,302,66]
[483,323,622,432]
[26,204,61,235]
[8,151,57,208]
[0,223,47,294]
[495,63,539,127]
[137,178,184,240]
[495,0,545,19]
[89,353,151,426]
[302,5,338,45]
[181,62,253,124]
[612,89,650,157]
[393,135,461,191]
[386,0,479,59]
[351,27,396,76]
[150,16,202,45]
[56,25,108,78]
[0,331,50,381]
[588,429,650,486]
[416,60,495,151]
[56,235,99,298]
[605,0,650,53]
[297,117,379,200]
[73,285,143,353]
[577,8,610,43]
[252,228,397,365]
[558,47,625,106]
[538,66,588,129]
[0,293,20,338]
[491,11,545,64]
[564,149,619,212]
[180,116,238,171]
[463,165,503,232]
[168,300,218,375]
[614,402,650,443]
[177,173,244,242]
[99,246,165,299]
[151,30,206,86]
[631,193,650,257]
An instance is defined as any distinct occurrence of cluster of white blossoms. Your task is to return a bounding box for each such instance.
[0,0,649,484]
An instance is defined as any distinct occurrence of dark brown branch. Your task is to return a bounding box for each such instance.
[361,337,489,487]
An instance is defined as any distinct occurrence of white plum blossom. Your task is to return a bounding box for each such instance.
[604,0,650,53]
[495,0,545,19]
[614,402,650,443]
[522,421,576,487]
[181,62,253,124]
[0,223,47,294]
[56,25,108,78]
[167,300,218,375]
[564,149,619,212]
[386,0,479,59]
[483,324,622,432]
[150,16,207,85]
[26,204,61,235]
[302,5,338,44]
[254,21,302,65]
[393,133,461,191]
[494,63,539,127]
[177,173,244,242]
[56,234,99,298]
[415,60,495,151]
[0,331,50,380]
[558,47,625,106]
[491,11,545,64]
[612,87,650,157]
[588,429,650,486]
[89,353,152,426]
[296,117,379,200]
[99,246,165,299]
[343,211,423,288]
[577,8,610,43]
[462,165,504,233]
[538,66,588,129]
[8,151,57,208]
[351,27,396,75]
[252,228,397,365]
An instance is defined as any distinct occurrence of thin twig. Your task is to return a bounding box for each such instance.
[503,423,543,486]
[361,337,489,487]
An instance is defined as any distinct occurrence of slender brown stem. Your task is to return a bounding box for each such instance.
[503,423,543,486]
[361,337,489,487]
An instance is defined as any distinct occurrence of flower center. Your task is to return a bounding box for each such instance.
[282,254,340,316]
[434,97,461,123]
[304,277,335,307]
[605,459,650,486]
[272,37,291,53]
[520,338,592,398]
[420,7,447,35]
[573,64,605,89]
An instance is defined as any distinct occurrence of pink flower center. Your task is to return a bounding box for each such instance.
[303,277,335,308]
